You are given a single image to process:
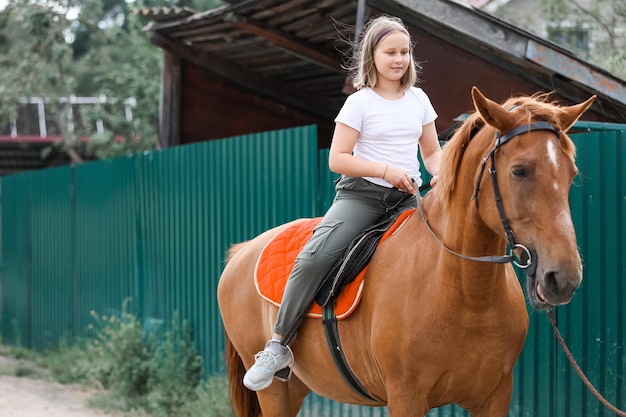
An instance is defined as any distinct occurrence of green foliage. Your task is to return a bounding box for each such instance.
[0,357,43,378]
[86,309,152,397]
[0,0,162,159]
[145,312,204,416]
[539,0,626,79]
[83,307,206,416]
[32,302,221,416]
[178,376,234,417]
[0,1,74,97]
[0,0,227,159]
[73,1,163,156]
[40,336,96,384]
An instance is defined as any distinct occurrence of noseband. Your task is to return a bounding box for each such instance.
[417,120,559,273]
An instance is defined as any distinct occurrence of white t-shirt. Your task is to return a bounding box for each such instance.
[334,86,438,187]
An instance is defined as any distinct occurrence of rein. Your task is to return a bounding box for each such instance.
[547,310,626,416]
[416,196,515,264]
[417,121,558,269]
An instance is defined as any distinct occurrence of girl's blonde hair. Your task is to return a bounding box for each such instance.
[350,15,422,92]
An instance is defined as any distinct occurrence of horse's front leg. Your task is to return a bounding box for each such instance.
[469,375,513,417]
[255,376,310,417]
[386,384,431,417]
[387,401,430,417]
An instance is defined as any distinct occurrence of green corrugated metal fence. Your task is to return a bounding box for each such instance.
[0,125,320,375]
[0,122,624,416]
[555,126,625,416]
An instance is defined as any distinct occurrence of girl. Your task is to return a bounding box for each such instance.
[244,14,443,391]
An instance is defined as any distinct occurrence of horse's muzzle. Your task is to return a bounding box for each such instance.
[527,266,582,310]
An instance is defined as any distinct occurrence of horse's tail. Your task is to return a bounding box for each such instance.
[225,330,261,417]
[226,241,249,263]
[223,240,261,416]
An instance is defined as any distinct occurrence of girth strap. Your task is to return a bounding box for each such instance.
[323,301,380,402]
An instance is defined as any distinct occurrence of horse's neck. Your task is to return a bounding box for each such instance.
[416,194,511,307]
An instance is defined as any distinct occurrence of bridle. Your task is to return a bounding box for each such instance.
[417,120,559,273]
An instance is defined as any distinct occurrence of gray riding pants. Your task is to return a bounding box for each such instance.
[274,176,416,342]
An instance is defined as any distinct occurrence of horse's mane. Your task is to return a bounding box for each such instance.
[435,92,577,208]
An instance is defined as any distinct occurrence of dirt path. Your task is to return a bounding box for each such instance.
[0,355,123,417]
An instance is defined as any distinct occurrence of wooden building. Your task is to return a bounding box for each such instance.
[142,0,626,149]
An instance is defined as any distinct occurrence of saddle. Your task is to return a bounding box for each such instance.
[254,208,414,319]
[315,208,413,307]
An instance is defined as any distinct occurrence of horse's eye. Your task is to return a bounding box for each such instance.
[511,165,529,178]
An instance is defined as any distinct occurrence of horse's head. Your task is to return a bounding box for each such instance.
[437,87,595,310]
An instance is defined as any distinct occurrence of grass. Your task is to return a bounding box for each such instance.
[0,345,48,379]
[0,308,234,417]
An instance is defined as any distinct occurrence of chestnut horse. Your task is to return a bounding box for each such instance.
[217,87,595,416]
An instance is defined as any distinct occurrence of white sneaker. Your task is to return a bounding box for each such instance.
[243,341,294,391]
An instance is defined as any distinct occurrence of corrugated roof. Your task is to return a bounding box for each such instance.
[145,0,354,120]
[144,0,626,123]
[135,6,197,23]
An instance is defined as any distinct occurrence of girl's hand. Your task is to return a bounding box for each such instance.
[383,165,416,195]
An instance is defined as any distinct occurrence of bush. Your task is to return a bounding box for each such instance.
[144,312,204,416]
[41,337,95,384]
[42,303,212,416]
[4,301,233,416]
[86,309,152,398]
[180,376,234,417]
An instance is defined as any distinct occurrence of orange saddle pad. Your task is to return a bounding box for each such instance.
[254,209,414,320]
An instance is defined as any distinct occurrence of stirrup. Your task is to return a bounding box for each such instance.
[274,366,292,382]
[274,344,294,382]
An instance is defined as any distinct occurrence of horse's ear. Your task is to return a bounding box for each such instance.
[471,87,516,133]
[559,95,597,131]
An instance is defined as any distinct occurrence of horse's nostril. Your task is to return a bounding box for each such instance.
[544,271,560,295]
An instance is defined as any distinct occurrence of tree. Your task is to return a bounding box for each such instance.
[0,0,223,161]
[540,0,626,79]
[0,1,84,160]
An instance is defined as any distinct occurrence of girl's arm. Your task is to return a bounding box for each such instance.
[328,122,386,178]
[328,122,416,193]
[419,121,442,184]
